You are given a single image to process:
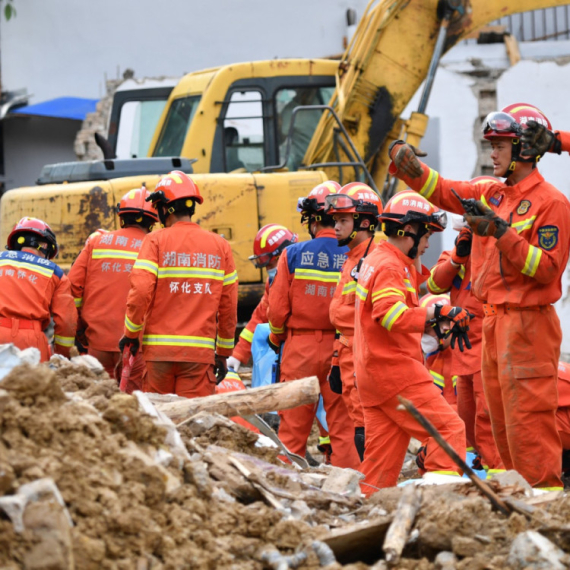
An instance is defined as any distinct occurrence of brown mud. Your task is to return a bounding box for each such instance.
[1,361,570,569]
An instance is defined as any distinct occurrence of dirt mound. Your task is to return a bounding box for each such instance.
[1,360,570,569]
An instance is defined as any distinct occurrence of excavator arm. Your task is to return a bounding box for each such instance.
[303,0,570,195]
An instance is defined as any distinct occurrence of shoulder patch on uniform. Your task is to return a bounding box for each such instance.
[489,192,503,207]
[538,225,559,251]
[516,200,531,215]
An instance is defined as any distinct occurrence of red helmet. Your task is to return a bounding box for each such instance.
[420,293,450,309]
[325,182,382,217]
[7,217,59,259]
[117,185,159,223]
[379,190,447,232]
[482,103,551,140]
[249,224,298,268]
[148,171,203,224]
[297,181,340,216]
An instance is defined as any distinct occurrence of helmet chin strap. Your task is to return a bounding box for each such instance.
[337,215,376,247]
[397,224,428,259]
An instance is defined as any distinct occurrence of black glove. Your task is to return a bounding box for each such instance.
[268,334,281,354]
[520,119,561,159]
[452,227,473,263]
[449,323,472,353]
[388,140,427,179]
[119,336,140,356]
[434,304,472,329]
[214,355,228,384]
[464,201,508,239]
[328,365,342,394]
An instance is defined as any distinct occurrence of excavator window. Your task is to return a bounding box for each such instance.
[222,91,264,172]
[153,95,200,158]
[275,86,334,170]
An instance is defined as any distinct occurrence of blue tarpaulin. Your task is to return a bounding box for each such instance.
[11,97,99,121]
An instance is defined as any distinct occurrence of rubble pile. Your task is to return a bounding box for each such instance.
[0,361,570,569]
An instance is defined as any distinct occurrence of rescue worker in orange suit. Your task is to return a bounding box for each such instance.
[419,293,457,408]
[427,189,503,471]
[0,218,76,360]
[69,186,158,392]
[119,171,238,399]
[325,181,381,461]
[227,224,297,372]
[389,102,570,490]
[267,181,361,470]
[354,191,469,493]
[557,363,570,471]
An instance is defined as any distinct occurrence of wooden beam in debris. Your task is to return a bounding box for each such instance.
[383,484,422,566]
[155,375,320,425]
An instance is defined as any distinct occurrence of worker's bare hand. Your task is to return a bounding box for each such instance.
[388,140,427,179]
[520,119,560,159]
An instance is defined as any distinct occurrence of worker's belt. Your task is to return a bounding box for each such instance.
[482,303,551,317]
[338,333,353,348]
[288,329,335,342]
[0,317,42,333]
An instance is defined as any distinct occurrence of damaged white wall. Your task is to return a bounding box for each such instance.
[404,43,570,354]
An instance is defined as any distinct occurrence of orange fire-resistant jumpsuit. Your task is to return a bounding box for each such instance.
[428,250,502,470]
[329,239,374,429]
[123,222,238,398]
[268,228,360,470]
[425,348,457,409]
[68,227,147,390]
[556,362,570,451]
[0,250,76,360]
[392,160,570,489]
[232,279,270,365]
[354,241,466,493]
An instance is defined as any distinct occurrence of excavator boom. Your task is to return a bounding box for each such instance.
[304,0,570,192]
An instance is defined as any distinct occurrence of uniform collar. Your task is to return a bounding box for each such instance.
[315,228,336,239]
[505,167,544,196]
[347,238,372,260]
[383,240,416,266]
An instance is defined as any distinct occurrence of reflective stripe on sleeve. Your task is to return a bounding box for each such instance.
[269,321,285,335]
[427,271,447,294]
[480,195,491,209]
[216,335,235,350]
[223,270,238,285]
[458,265,466,280]
[521,245,542,277]
[74,297,83,308]
[430,370,445,390]
[133,259,159,276]
[125,315,143,333]
[54,335,74,347]
[419,168,439,200]
[295,268,341,283]
[142,334,215,349]
[371,288,405,303]
[239,328,254,343]
[380,301,408,331]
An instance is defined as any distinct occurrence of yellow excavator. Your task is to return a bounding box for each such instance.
[2,0,567,309]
